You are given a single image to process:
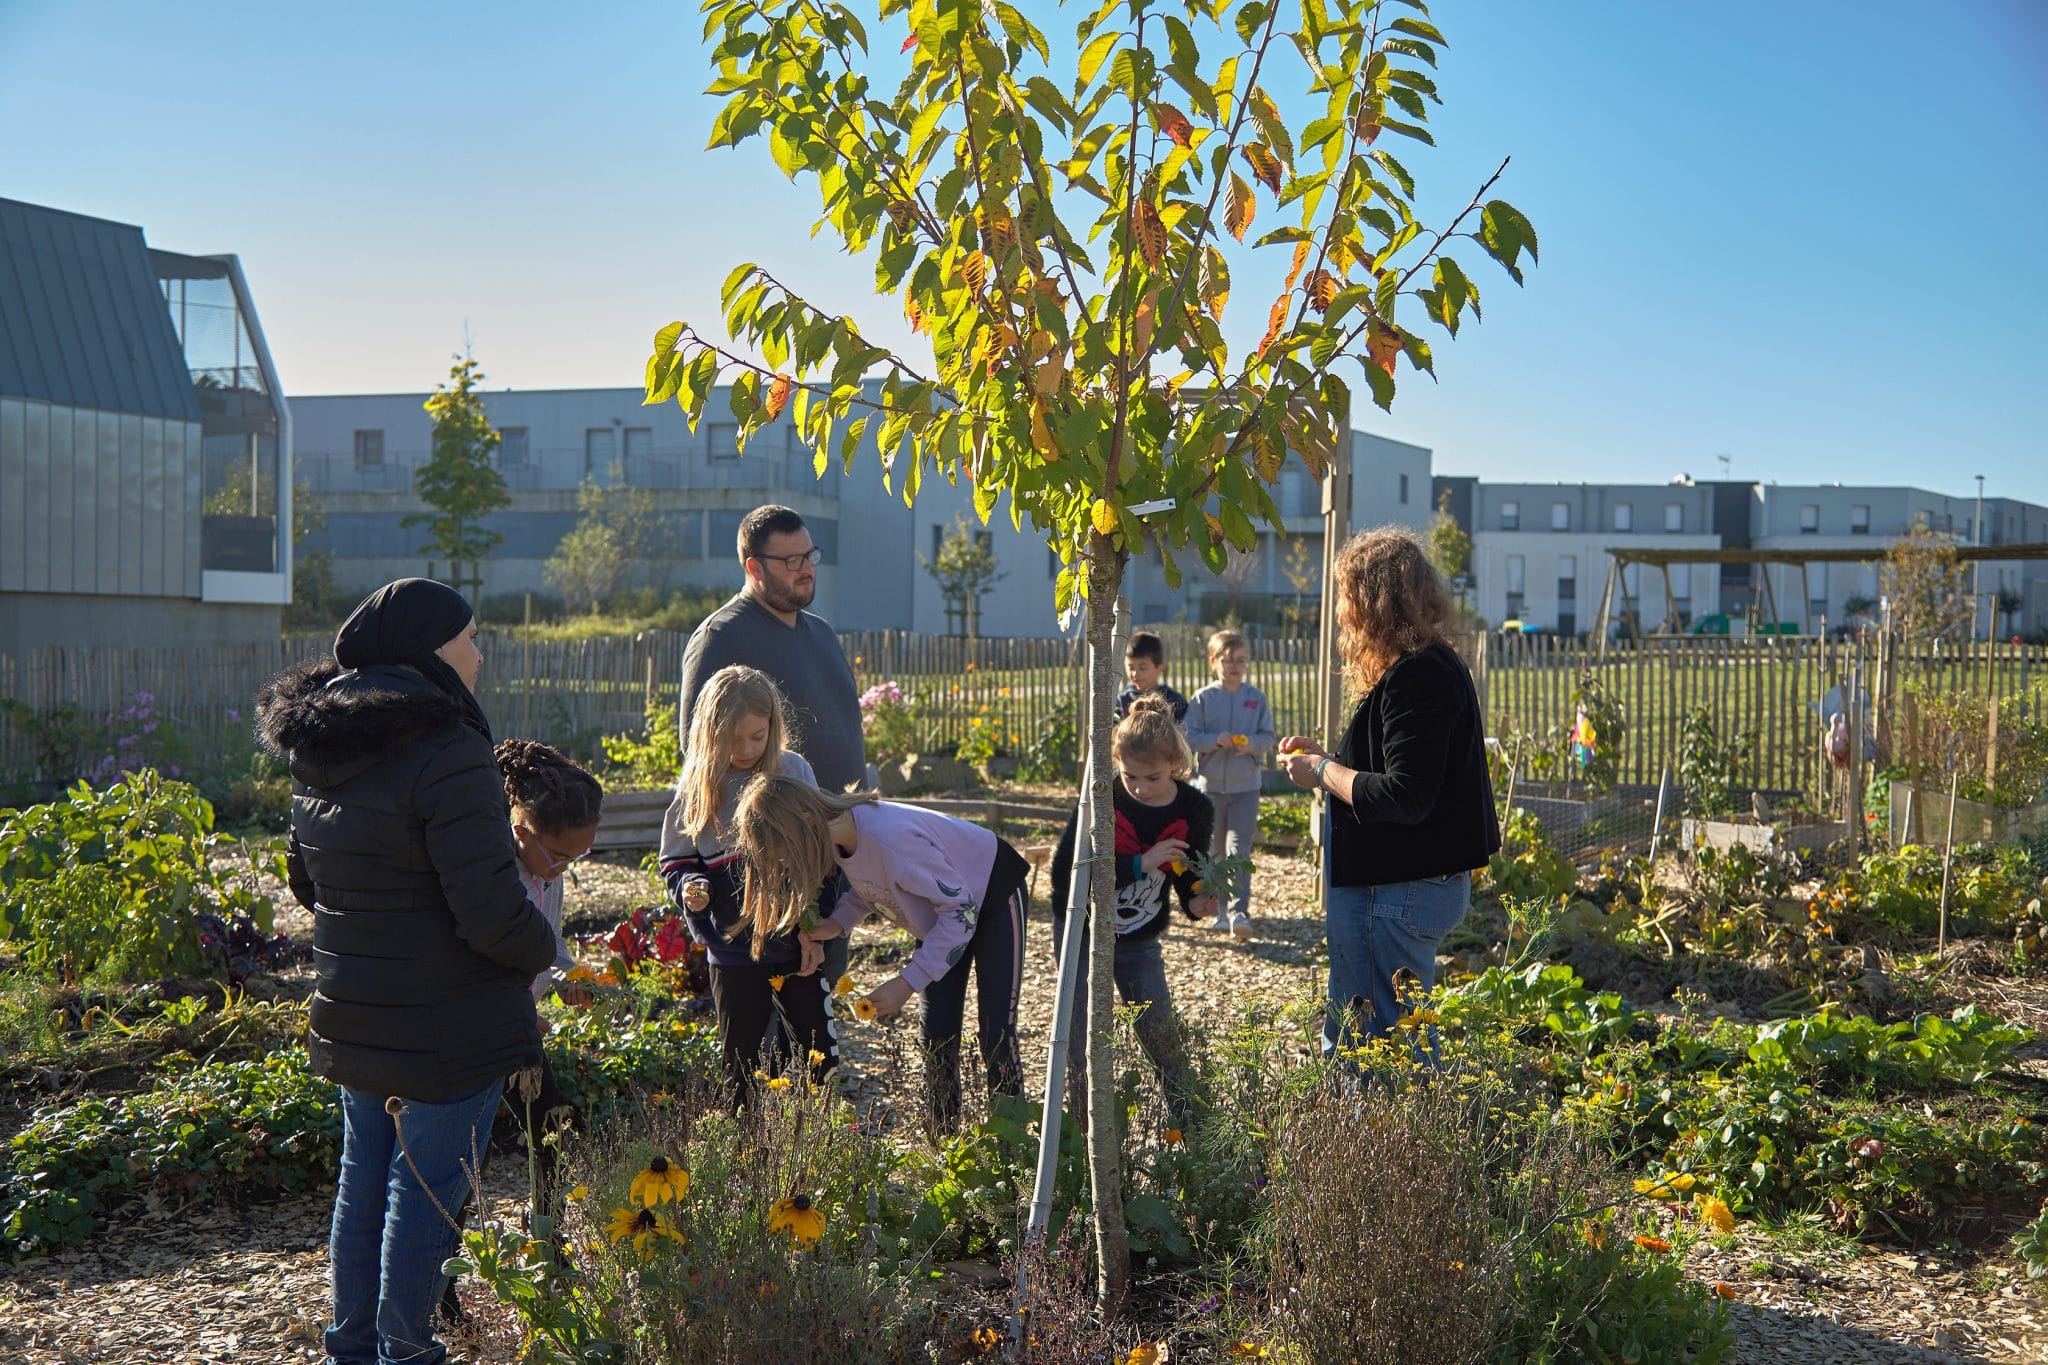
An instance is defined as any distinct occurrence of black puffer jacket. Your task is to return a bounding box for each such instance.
[257,659,556,1101]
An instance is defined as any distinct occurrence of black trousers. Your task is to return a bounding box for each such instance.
[920,840,1029,1132]
[710,961,840,1107]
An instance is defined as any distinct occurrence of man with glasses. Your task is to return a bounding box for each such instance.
[679,505,863,985]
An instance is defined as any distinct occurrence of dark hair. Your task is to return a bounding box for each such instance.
[496,739,603,833]
[1125,630,1166,665]
[738,505,807,562]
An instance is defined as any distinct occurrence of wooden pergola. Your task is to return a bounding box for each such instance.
[1592,542,2048,644]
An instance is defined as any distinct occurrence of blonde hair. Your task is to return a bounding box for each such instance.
[677,666,789,840]
[1206,628,1247,671]
[1332,526,1452,698]
[727,773,877,954]
[1114,692,1192,778]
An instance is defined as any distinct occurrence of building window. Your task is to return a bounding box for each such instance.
[1557,554,1577,602]
[498,427,529,467]
[623,427,652,460]
[1671,563,1692,621]
[353,430,384,468]
[1505,554,1526,618]
[1612,503,1632,532]
[1808,563,1828,623]
[1500,500,1520,532]
[1799,504,1819,534]
[585,428,616,479]
[1664,503,1683,532]
[1551,501,1570,532]
[706,423,740,461]
[1398,472,1409,505]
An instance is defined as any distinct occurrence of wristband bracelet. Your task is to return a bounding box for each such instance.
[1313,756,1334,788]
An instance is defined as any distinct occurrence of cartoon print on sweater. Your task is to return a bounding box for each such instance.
[1112,810,1185,934]
[849,877,982,967]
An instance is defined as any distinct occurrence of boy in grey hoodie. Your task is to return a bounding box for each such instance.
[1183,629,1274,939]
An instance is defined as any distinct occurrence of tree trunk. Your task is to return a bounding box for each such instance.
[1082,539,1130,1311]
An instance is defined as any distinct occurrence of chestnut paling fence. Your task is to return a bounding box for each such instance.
[3,628,2042,836]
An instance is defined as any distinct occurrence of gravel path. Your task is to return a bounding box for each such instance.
[3,850,2043,1363]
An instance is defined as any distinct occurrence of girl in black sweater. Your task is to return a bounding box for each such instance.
[1050,694,1217,1126]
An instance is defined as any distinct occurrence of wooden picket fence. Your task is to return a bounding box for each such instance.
[4,627,2041,812]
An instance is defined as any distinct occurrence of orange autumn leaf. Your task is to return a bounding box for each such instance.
[1260,295,1289,354]
[904,295,925,334]
[1284,240,1312,291]
[1029,400,1058,462]
[1224,172,1254,242]
[1243,142,1282,195]
[1154,101,1193,148]
[1306,269,1338,313]
[763,374,793,421]
[961,250,990,293]
[1367,323,1402,377]
[1133,200,1168,270]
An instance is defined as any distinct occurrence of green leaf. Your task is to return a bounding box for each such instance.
[1382,36,1437,67]
[1359,353,1396,410]
[992,2,1049,63]
[1478,199,1539,284]
[1077,30,1120,87]
[651,320,684,358]
[1234,2,1269,45]
[1390,17,1448,45]
[1377,117,1436,147]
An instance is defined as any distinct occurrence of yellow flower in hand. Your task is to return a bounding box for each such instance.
[629,1155,689,1206]
[769,975,786,990]
[853,997,879,1022]
[768,1193,826,1246]
[833,975,857,998]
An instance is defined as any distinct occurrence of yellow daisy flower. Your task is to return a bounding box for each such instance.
[1696,1195,1736,1235]
[766,1076,793,1091]
[833,975,856,998]
[629,1155,689,1206]
[808,1049,827,1067]
[604,1204,681,1255]
[853,997,879,1022]
[567,1184,589,1201]
[768,1193,826,1246]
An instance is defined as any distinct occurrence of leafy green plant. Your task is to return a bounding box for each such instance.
[1015,700,1080,785]
[1486,807,1575,903]
[1678,707,1754,818]
[1256,795,1311,842]
[2014,1200,2048,1281]
[953,704,1003,777]
[1,1050,341,1258]
[598,698,682,791]
[0,771,275,984]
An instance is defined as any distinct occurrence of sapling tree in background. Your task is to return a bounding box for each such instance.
[404,354,510,598]
[923,513,1007,636]
[649,0,1537,1307]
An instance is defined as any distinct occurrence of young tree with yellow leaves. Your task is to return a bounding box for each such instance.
[646,0,1536,1308]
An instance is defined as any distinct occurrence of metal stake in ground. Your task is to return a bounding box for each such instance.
[1016,595,1129,1331]
[1936,770,1961,954]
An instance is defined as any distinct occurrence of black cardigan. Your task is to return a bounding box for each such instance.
[1328,640,1500,887]
[258,660,557,1102]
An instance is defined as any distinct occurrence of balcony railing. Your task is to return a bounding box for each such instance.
[296,447,839,497]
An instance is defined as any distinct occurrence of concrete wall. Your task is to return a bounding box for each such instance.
[0,591,277,651]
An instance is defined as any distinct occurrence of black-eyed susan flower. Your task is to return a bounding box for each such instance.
[1126,1345,1164,1365]
[852,997,879,1022]
[605,1204,681,1255]
[1582,1219,1609,1251]
[630,1156,689,1206]
[768,1193,826,1246]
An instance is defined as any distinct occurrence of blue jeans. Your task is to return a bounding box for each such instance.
[1322,872,1471,1055]
[326,1079,503,1365]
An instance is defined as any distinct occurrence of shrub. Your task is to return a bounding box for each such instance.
[1486,808,1575,902]
[598,698,682,791]
[1,1049,341,1258]
[1016,700,1080,784]
[0,771,277,983]
[858,680,921,765]
[1678,707,1754,818]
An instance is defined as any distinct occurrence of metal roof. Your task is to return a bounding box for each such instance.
[0,198,202,421]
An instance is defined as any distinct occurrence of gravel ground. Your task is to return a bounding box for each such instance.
[3,848,2044,1363]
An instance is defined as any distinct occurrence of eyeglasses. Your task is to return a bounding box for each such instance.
[516,824,592,869]
[753,546,823,572]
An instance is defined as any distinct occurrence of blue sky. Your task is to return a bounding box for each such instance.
[2,0,2043,501]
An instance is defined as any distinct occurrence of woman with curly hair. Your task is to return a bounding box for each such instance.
[1277,527,1499,1051]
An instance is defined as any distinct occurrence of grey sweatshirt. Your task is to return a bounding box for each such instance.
[678,591,865,794]
[1184,682,1276,794]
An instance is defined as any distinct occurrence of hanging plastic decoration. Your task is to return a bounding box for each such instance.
[1571,709,1599,772]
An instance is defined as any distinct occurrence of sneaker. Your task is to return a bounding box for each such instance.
[1230,914,1252,943]
[1209,912,1231,934]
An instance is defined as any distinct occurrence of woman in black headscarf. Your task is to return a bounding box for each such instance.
[257,579,556,1365]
